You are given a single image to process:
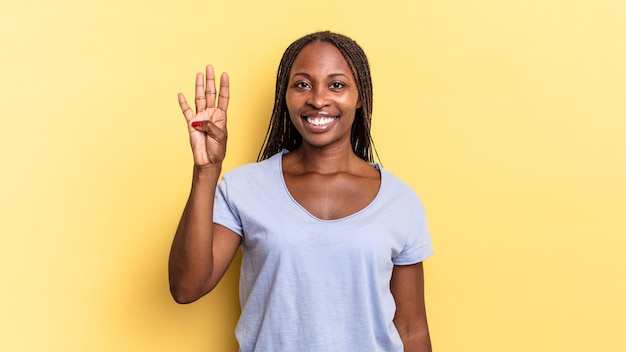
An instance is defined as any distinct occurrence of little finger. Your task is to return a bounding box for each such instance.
[178,93,194,121]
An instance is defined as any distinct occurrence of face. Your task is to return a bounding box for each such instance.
[285,41,362,150]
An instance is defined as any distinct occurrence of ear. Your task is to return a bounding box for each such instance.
[356,97,362,109]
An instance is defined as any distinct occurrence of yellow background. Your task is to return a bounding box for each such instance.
[1,0,624,351]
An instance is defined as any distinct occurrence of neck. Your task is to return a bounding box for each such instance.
[287,143,364,175]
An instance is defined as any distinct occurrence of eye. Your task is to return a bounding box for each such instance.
[294,81,311,89]
[330,81,345,90]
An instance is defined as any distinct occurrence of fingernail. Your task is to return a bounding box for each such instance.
[191,121,202,128]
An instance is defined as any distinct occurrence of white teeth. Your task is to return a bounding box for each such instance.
[306,116,337,126]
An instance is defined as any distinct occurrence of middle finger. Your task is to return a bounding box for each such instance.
[205,65,217,109]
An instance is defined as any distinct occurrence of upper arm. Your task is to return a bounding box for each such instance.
[390,262,432,351]
[205,223,242,291]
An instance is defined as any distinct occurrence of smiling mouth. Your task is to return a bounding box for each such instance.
[305,116,338,126]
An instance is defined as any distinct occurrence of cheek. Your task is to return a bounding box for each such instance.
[285,92,297,113]
[285,105,301,125]
[339,91,361,109]
[285,94,307,121]
[285,102,296,119]
[342,97,361,114]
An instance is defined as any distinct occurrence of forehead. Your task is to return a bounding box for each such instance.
[290,41,353,76]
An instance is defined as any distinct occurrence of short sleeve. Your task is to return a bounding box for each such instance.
[392,197,434,265]
[213,176,244,237]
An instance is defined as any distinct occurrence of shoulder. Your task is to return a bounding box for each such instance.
[378,167,426,210]
[221,151,283,182]
[380,168,419,196]
[215,151,287,216]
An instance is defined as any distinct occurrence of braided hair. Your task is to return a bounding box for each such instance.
[258,31,377,163]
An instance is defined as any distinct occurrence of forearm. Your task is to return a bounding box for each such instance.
[399,327,432,352]
[168,164,221,303]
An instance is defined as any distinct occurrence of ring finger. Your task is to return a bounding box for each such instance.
[195,72,206,113]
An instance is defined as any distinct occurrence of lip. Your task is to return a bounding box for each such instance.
[301,113,339,132]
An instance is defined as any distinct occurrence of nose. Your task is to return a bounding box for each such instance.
[306,86,330,109]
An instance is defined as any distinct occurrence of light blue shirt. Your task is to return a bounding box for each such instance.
[214,150,433,352]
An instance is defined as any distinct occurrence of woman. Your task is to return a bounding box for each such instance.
[169,31,434,352]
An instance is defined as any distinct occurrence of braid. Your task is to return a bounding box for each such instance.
[258,31,379,163]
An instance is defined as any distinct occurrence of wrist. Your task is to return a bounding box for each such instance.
[192,163,222,182]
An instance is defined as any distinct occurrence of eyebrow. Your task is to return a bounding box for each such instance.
[291,72,350,79]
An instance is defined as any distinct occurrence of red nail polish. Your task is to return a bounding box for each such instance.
[191,121,202,127]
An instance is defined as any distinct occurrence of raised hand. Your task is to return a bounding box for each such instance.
[178,65,230,166]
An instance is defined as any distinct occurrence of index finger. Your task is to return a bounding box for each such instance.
[217,72,230,112]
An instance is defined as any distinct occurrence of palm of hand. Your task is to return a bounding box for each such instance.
[189,107,227,165]
[178,65,230,166]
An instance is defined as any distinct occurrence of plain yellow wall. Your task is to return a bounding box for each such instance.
[1,0,625,351]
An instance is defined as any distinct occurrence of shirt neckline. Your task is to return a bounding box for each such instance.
[277,149,383,222]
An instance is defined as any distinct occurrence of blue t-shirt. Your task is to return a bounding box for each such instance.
[214,150,433,352]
